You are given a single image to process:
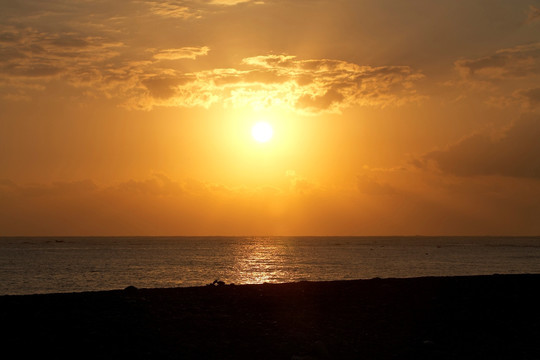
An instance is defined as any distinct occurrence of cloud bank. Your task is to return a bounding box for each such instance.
[2,170,540,236]
[0,25,424,113]
[420,114,540,179]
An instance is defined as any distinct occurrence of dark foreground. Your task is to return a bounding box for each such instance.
[1,275,540,359]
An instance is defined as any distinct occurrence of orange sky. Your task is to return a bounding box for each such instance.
[1,0,540,235]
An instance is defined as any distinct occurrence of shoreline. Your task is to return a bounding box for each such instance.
[2,272,540,297]
[1,272,538,297]
[2,274,540,359]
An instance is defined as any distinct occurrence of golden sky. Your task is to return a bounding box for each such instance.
[1,0,540,235]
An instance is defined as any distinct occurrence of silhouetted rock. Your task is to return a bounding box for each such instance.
[208,279,226,286]
[123,285,138,294]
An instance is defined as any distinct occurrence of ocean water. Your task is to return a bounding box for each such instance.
[1,236,540,295]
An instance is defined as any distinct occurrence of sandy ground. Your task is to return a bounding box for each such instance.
[1,274,539,359]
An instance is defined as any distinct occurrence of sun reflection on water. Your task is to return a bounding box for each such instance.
[4,237,540,294]
[231,237,296,284]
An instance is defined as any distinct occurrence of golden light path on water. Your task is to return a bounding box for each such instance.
[231,237,293,284]
[3,237,540,295]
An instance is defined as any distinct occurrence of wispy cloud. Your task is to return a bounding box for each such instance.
[0,26,123,79]
[152,46,210,60]
[455,42,540,79]
[143,0,262,19]
[451,42,540,108]
[143,1,202,19]
[209,0,254,5]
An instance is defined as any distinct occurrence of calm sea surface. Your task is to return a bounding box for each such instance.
[1,236,540,295]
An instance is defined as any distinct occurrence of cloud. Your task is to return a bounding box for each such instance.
[0,25,213,102]
[111,173,185,197]
[0,179,99,198]
[210,0,253,5]
[285,170,316,194]
[140,75,190,99]
[0,21,423,113]
[0,3,423,113]
[0,174,291,235]
[5,173,540,236]
[133,54,424,113]
[143,1,202,19]
[455,42,540,79]
[515,87,540,108]
[356,174,397,196]
[452,42,540,107]
[419,114,540,178]
[144,0,261,18]
[2,172,540,236]
[526,5,540,23]
[0,26,123,80]
[153,46,210,60]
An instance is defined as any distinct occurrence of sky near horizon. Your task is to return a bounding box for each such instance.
[1,0,540,236]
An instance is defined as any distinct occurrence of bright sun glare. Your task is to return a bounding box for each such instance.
[251,121,274,143]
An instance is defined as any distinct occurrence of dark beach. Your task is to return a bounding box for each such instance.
[1,274,539,359]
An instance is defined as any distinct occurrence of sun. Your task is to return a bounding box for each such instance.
[251,121,274,143]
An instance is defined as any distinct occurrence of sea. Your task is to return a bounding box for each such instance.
[1,236,540,295]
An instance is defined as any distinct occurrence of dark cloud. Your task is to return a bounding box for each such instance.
[141,75,191,99]
[0,24,213,103]
[0,47,27,61]
[421,114,540,178]
[455,42,540,79]
[0,30,20,43]
[516,87,540,107]
[0,26,123,81]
